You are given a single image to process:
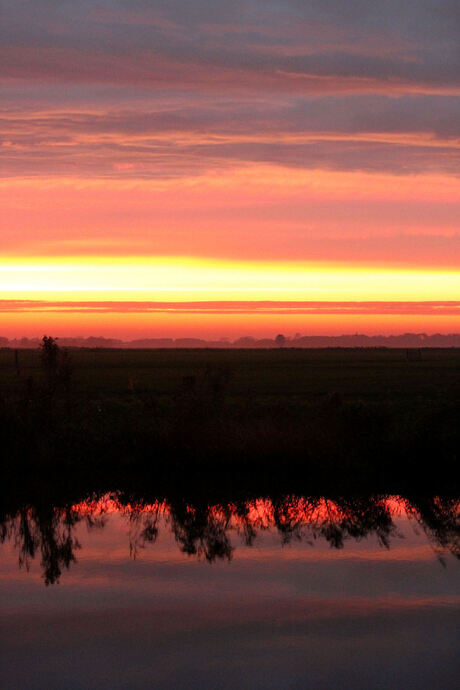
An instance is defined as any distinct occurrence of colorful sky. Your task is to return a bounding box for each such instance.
[1,0,459,338]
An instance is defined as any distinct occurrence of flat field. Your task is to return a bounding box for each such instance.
[1,347,459,494]
[1,348,459,498]
[1,347,459,405]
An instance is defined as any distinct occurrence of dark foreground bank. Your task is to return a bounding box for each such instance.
[0,347,459,490]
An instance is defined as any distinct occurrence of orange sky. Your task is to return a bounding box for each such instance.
[1,2,459,339]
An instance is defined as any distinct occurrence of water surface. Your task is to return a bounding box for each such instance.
[1,495,459,689]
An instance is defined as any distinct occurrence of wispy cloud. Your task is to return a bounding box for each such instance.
[1,1,459,93]
[1,300,459,315]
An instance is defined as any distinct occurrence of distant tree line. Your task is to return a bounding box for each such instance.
[1,333,460,349]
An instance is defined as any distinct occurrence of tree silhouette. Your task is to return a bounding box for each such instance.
[40,336,60,379]
[275,334,286,348]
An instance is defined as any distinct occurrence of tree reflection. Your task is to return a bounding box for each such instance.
[123,503,161,559]
[2,507,81,585]
[169,502,234,562]
[404,496,460,561]
[1,494,459,584]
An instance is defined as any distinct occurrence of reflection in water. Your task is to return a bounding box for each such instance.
[2,494,459,585]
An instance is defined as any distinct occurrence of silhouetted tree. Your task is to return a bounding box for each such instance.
[40,335,60,380]
[39,336,73,397]
[275,334,286,348]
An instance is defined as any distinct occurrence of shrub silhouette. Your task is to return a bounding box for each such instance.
[275,334,286,348]
[39,336,73,395]
[40,336,60,380]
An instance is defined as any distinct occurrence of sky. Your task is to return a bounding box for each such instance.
[1,0,459,338]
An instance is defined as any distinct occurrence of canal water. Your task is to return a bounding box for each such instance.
[1,495,459,689]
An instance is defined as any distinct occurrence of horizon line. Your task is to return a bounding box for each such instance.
[2,332,460,348]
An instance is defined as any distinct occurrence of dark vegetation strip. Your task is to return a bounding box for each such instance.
[0,339,458,496]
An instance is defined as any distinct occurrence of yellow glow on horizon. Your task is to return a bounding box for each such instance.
[1,255,459,302]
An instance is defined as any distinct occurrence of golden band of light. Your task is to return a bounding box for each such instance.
[1,256,459,303]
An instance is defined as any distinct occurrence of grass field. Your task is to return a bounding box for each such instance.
[1,347,459,494]
[1,347,459,405]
